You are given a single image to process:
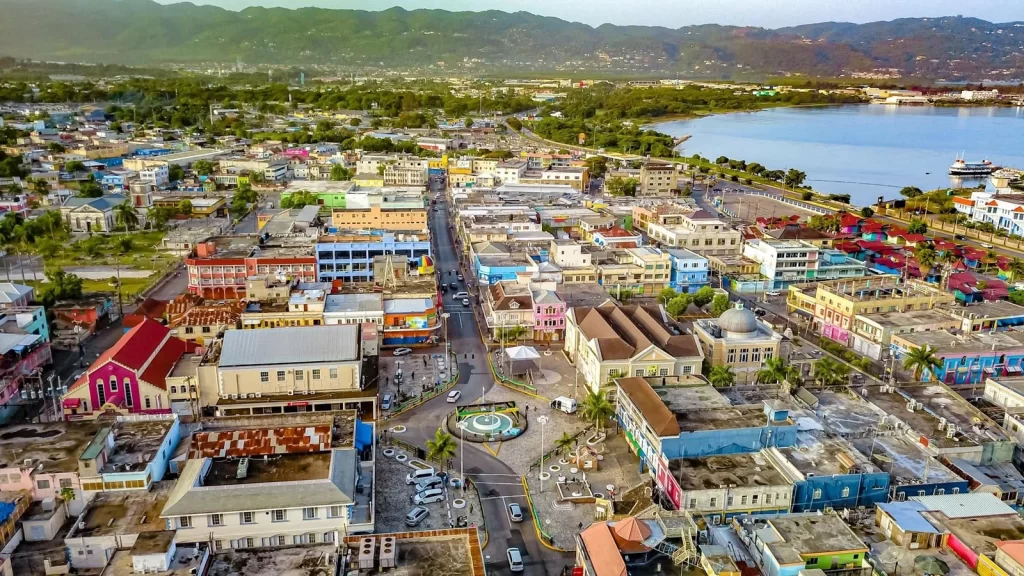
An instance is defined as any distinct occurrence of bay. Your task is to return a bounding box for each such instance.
[651,104,1024,206]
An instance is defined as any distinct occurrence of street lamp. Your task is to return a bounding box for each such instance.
[441,312,451,371]
[537,415,549,493]
[457,419,468,492]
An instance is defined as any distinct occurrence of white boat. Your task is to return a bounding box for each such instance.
[949,156,995,176]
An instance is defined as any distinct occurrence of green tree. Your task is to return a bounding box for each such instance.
[900,186,924,199]
[1009,258,1024,282]
[812,357,850,387]
[64,160,85,173]
[115,236,133,254]
[708,365,735,387]
[693,286,716,307]
[376,164,386,177]
[167,164,185,182]
[915,246,937,274]
[907,219,928,235]
[178,199,193,216]
[330,164,352,181]
[903,345,942,381]
[39,269,83,307]
[584,156,608,176]
[506,117,523,131]
[348,117,361,127]
[784,168,807,188]
[465,117,474,128]
[756,357,801,385]
[77,180,103,198]
[801,191,814,201]
[606,176,638,197]
[114,202,139,232]
[426,428,457,472]
[193,160,215,176]
[860,207,874,218]
[148,206,172,230]
[657,287,677,304]
[555,432,575,456]
[3,183,20,198]
[714,156,729,165]
[580,390,615,431]
[666,294,692,317]
[710,294,731,317]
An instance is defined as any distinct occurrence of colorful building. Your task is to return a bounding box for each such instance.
[185,236,316,300]
[532,289,566,342]
[666,249,710,293]
[316,232,431,283]
[383,297,440,346]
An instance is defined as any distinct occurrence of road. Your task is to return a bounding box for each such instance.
[388,180,572,575]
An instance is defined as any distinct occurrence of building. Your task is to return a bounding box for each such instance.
[0,283,33,309]
[875,501,947,549]
[575,516,691,576]
[383,293,440,346]
[631,204,691,232]
[946,300,1024,333]
[654,209,740,247]
[742,239,867,292]
[482,282,535,341]
[890,329,1024,384]
[75,416,180,494]
[671,452,793,520]
[594,247,673,297]
[590,226,642,249]
[520,166,589,191]
[240,280,329,329]
[138,164,169,187]
[162,412,374,550]
[330,201,428,232]
[168,301,242,345]
[61,319,194,419]
[566,305,704,393]
[638,162,682,196]
[849,309,960,362]
[995,541,1024,576]
[694,305,784,383]
[771,431,890,512]
[384,164,428,186]
[97,533,209,576]
[323,293,384,327]
[787,277,953,347]
[910,493,1024,570]
[63,483,172,570]
[532,289,567,342]
[666,249,710,293]
[731,513,872,576]
[185,236,316,300]
[316,232,431,283]
[59,194,128,233]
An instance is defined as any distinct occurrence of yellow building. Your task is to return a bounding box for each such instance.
[786,277,954,346]
[330,203,428,231]
[351,174,385,187]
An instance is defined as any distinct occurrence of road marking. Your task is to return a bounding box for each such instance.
[482,442,501,457]
[465,481,525,486]
[465,473,522,477]
[479,494,526,501]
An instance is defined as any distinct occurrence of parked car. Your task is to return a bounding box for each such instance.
[415,476,445,493]
[982,243,994,249]
[450,282,459,289]
[405,506,429,527]
[406,467,437,485]
[447,390,462,403]
[456,272,464,281]
[393,348,413,356]
[954,234,967,241]
[507,548,525,572]
[508,503,524,523]
[766,291,781,297]
[381,394,393,410]
[413,488,445,505]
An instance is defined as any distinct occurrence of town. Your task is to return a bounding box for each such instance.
[0,74,1023,576]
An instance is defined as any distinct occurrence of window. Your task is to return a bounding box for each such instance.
[215,541,225,551]
[329,368,338,379]
[59,478,73,489]
[709,497,717,507]
[36,479,50,489]
[209,514,223,526]
[727,351,736,364]
[277,371,286,382]
[764,494,771,504]
[812,489,822,499]
[952,487,960,494]
[241,511,254,524]
[936,489,945,495]
[683,365,693,375]
[659,368,669,376]
[312,369,321,380]
[144,396,151,409]
[202,326,211,334]
[179,516,192,528]
[634,369,644,377]
[170,386,177,394]
[272,510,287,522]
[328,506,343,518]
[918,490,926,497]
[807,557,818,566]
[109,376,117,392]
[303,507,317,520]
[751,495,759,505]
[260,372,269,383]
[296,370,304,381]
[740,495,747,505]
[726,496,734,506]
[324,531,336,543]
[841,486,850,498]
[688,498,696,509]
[125,384,133,407]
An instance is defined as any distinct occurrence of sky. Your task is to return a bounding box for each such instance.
[152,0,1024,28]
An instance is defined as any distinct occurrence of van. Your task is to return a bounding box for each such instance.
[415,475,444,492]
[406,467,437,485]
[413,488,445,505]
[381,394,393,410]
[550,396,577,414]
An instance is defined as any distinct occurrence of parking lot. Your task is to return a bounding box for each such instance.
[379,352,453,410]
[374,442,484,534]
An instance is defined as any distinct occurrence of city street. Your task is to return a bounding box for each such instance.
[388,180,573,575]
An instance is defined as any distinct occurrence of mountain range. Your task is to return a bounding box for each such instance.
[1,0,1022,80]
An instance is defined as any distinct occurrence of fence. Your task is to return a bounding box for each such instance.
[520,475,565,551]
[383,364,460,420]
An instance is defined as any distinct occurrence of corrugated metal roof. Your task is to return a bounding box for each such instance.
[219,325,359,367]
[910,493,1015,518]
[383,298,432,315]
[878,502,944,534]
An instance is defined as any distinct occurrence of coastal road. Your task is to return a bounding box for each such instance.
[388,180,572,576]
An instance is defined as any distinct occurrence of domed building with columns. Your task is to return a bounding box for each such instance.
[694,302,784,383]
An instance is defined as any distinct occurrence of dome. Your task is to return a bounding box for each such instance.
[718,306,759,335]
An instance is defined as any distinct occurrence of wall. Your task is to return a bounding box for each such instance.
[790,472,891,512]
[661,425,799,460]
[947,532,979,569]
[171,504,349,549]
[217,361,359,397]
[981,554,1013,576]
[890,480,970,502]
[83,361,139,413]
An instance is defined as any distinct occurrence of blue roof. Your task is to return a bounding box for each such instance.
[878,501,943,534]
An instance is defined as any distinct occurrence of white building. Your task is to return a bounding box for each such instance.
[495,160,527,185]
[954,191,1024,236]
[743,239,866,291]
[323,293,384,326]
[646,212,742,256]
[138,165,170,187]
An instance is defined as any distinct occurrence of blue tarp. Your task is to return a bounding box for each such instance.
[0,500,15,524]
[355,419,373,451]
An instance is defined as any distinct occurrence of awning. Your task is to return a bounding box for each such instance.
[1008,366,1023,374]
[242,319,261,326]
[62,398,81,408]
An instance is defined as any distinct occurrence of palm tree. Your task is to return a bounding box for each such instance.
[940,249,960,289]
[812,357,849,387]
[1009,258,1024,282]
[985,249,999,274]
[555,432,575,456]
[114,202,139,233]
[32,179,50,196]
[580,390,615,432]
[915,246,937,278]
[426,428,457,472]
[903,345,942,381]
[755,357,801,385]
[708,365,735,387]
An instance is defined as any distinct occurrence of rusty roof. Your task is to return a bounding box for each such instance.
[189,425,332,459]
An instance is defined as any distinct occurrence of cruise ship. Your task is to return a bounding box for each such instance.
[949,157,996,176]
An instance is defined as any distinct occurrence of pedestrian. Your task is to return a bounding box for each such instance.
[578,521,583,531]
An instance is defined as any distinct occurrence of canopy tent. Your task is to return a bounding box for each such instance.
[504,346,541,376]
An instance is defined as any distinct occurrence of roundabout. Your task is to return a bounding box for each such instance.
[447,400,527,442]
[461,411,516,436]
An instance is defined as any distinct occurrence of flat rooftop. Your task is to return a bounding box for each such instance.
[948,299,1024,319]
[651,383,730,413]
[930,513,1024,556]
[809,388,891,436]
[96,419,175,474]
[343,532,483,576]
[818,277,944,301]
[204,452,332,486]
[769,513,868,555]
[206,545,340,576]
[675,406,791,432]
[778,431,880,477]
[75,482,171,538]
[103,541,207,576]
[895,329,1024,354]
[857,308,960,329]
[203,235,257,259]
[0,421,104,473]
[865,385,1007,448]
[669,452,788,490]
[851,435,961,484]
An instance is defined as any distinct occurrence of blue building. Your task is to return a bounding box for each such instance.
[316,232,432,283]
[666,249,709,293]
[473,253,538,284]
[854,435,969,501]
[773,432,890,511]
[889,329,1024,385]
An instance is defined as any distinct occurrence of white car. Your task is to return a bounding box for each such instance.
[981,243,994,249]
[462,298,470,306]
[766,291,781,297]
[507,548,525,573]
[447,390,462,403]
[393,348,413,356]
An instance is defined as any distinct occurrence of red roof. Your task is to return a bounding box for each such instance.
[69,318,195,393]
[952,197,974,206]
[596,226,639,239]
[839,213,862,227]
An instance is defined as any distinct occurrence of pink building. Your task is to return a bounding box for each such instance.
[532,289,566,342]
[0,283,32,309]
[0,333,52,424]
[61,319,194,420]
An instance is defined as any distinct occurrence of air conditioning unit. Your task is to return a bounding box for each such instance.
[247,393,255,399]
[229,394,238,400]
[287,390,295,396]
[255,393,262,398]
